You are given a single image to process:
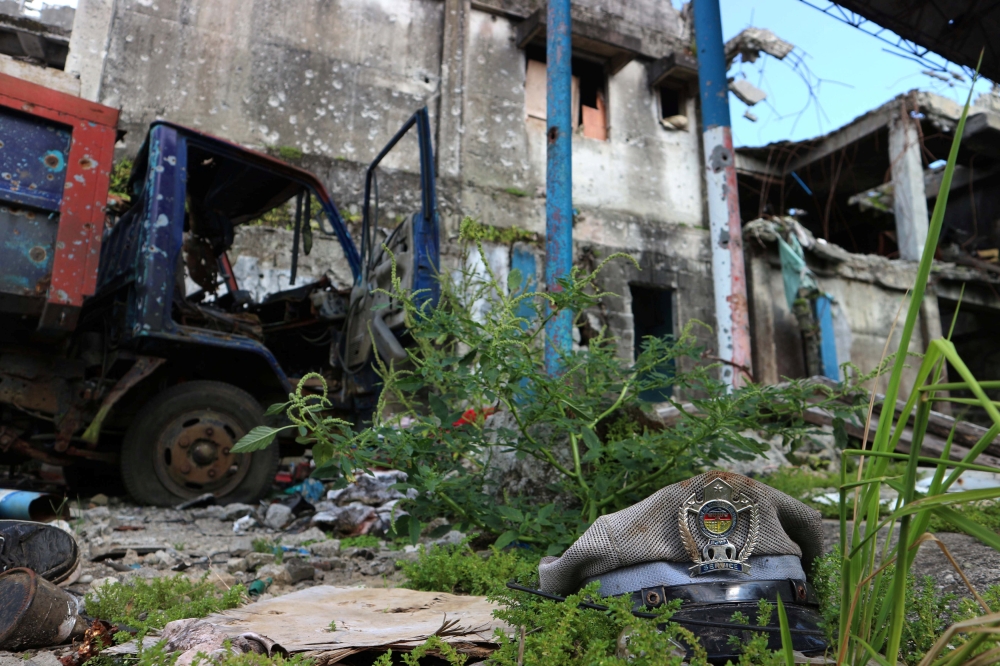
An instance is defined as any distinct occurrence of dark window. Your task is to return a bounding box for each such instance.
[660,87,681,118]
[630,285,674,402]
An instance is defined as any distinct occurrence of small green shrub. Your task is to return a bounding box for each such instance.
[108,158,134,202]
[339,535,382,549]
[84,574,245,635]
[400,539,539,596]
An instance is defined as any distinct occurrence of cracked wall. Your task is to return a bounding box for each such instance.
[68,0,715,362]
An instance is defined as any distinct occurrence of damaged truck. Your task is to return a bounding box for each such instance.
[0,73,440,505]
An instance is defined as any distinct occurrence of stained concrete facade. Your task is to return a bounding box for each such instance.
[64,0,716,361]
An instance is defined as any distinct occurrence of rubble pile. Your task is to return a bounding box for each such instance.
[33,471,454,606]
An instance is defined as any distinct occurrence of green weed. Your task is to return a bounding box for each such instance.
[84,574,245,636]
[339,535,381,549]
[399,538,539,596]
[459,216,537,244]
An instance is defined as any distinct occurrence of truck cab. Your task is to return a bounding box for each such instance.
[0,73,439,505]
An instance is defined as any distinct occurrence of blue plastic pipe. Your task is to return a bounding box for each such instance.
[544,0,573,376]
[0,489,64,521]
[693,0,753,389]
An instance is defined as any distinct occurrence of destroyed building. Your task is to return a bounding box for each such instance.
[1,0,997,397]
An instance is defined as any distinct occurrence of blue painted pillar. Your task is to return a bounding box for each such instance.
[544,0,573,376]
[693,0,753,389]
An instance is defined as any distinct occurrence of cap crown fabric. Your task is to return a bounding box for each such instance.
[538,471,823,595]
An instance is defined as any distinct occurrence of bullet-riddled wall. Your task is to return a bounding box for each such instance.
[67,0,717,361]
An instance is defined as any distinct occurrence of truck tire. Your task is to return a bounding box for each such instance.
[120,381,279,506]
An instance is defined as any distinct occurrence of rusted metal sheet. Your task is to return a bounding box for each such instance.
[0,72,119,331]
[81,356,165,445]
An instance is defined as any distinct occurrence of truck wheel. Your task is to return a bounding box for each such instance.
[121,381,278,506]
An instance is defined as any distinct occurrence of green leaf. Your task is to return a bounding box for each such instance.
[932,506,1000,551]
[507,268,523,294]
[263,402,288,417]
[497,505,524,523]
[458,348,478,367]
[409,517,422,545]
[494,530,518,550]
[394,378,425,392]
[428,394,451,423]
[776,594,794,666]
[581,427,601,451]
[232,425,284,452]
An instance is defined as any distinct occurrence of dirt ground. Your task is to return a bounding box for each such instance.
[1,500,997,665]
[821,519,1000,600]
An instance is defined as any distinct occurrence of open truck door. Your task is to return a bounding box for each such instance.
[341,107,440,375]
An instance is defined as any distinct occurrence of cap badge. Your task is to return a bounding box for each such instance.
[678,478,759,576]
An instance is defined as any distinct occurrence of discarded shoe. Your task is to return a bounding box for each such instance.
[0,519,81,585]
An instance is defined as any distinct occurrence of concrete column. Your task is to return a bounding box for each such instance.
[436,0,470,181]
[889,109,930,261]
[65,0,117,102]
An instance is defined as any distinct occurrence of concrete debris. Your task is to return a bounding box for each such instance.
[729,78,767,106]
[245,552,275,570]
[263,504,293,531]
[724,27,794,65]
[744,110,759,122]
[660,114,688,130]
[311,502,376,533]
[281,526,326,547]
[308,539,341,558]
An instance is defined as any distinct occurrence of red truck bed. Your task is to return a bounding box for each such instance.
[0,72,119,331]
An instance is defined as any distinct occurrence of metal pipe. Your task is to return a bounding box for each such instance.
[544,0,573,376]
[693,0,753,389]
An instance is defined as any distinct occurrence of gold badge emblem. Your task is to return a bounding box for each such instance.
[678,478,759,576]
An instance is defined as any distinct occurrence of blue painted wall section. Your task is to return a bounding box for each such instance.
[544,0,573,375]
[813,294,839,381]
[510,245,537,329]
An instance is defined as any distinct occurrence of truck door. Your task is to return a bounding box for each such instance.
[341,107,440,373]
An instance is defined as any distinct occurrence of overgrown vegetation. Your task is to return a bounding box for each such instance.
[108,158,134,202]
[458,216,538,244]
[237,223,867,555]
[84,575,245,637]
[829,60,1000,666]
[399,538,539,596]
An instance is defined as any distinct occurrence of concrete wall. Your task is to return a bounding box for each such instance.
[67,0,716,360]
[746,236,938,394]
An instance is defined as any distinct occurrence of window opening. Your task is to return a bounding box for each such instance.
[630,284,674,402]
[524,45,607,140]
[659,84,688,131]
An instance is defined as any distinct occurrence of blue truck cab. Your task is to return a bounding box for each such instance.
[0,95,439,506]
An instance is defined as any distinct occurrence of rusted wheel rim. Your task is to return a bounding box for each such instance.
[153,410,252,498]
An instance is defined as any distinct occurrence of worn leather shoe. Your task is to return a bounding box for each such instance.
[0,520,80,585]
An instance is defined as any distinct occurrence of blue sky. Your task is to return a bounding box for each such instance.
[706,0,994,148]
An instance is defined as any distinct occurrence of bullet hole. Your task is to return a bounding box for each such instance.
[548,126,559,144]
[44,154,61,168]
[29,246,47,263]
[79,157,96,170]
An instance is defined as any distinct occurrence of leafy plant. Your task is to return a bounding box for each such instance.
[108,158,134,202]
[832,59,1000,666]
[237,224,867,555]
[485,582,707,666]
[84,575,245,636]
[399,538,540,596]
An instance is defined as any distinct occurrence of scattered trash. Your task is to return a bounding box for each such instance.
[0,568,86,650]
[233,515,257,533]
[175,493,216,510]
[108,616,287,666]
[0,489,70,521]
[105,586,505,661]
[58,619,117,666]
[246,577,273,597]
[0,519,81,584]
[283,478,324,503]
